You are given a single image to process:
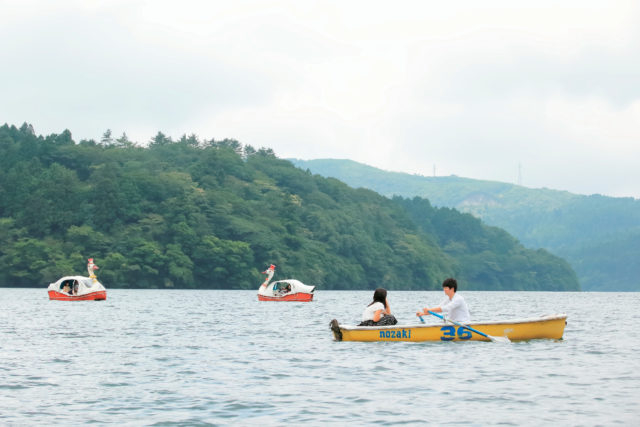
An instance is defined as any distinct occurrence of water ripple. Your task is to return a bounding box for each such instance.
[1,289,639,425]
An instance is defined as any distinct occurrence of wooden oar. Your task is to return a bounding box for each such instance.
[423,311,510,343]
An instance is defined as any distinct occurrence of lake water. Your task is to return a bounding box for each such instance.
[1,289,639,426]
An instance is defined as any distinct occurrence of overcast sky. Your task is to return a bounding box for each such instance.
[2,0,639,198]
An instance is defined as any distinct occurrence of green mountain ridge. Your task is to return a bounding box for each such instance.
[291,158,640,291]
[0,123,578,291]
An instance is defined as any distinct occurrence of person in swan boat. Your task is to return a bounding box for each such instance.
[278,283,292,295]
[416,278,471,323]
[359,288,397,326]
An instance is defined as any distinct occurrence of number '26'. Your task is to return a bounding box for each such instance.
[440,326,472,341]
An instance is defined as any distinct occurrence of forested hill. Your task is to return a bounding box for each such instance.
[0,123,578,290]
[291,158,640,291]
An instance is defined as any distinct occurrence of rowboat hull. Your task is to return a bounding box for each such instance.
[48,290,107,301]
[330,314,567,342]
[258,292,314,302]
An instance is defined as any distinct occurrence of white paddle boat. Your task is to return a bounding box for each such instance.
[257,264,315,302]
[48,258,107,301]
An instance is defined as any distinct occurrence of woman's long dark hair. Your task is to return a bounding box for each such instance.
[368,287,387,308]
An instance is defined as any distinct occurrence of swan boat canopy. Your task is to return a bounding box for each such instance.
[330,314,567,342]
[257,264,315,302]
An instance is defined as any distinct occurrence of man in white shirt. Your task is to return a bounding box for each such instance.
[416,278,471,323]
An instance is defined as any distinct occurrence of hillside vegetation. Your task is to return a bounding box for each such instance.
[0,124,578,291]
[292,159,640,291]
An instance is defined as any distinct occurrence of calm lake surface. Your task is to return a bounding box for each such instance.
[1,289,639,426]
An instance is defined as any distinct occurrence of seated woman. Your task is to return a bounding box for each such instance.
[358,288,397,326]
[61,283,71,294]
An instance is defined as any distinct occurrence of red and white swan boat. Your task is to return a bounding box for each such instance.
[47,258,107,301]
[257,264,315,302]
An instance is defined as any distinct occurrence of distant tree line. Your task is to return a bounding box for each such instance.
[292,159,639,291]
[0,123,579,291]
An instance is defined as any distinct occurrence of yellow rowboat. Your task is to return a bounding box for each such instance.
[330,314,567,342]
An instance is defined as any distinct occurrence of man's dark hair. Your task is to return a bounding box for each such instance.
[442,278,458,292]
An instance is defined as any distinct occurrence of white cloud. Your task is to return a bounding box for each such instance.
[1,0,640,197]
[545,96,640,150]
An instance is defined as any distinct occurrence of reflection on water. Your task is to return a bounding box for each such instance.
[0,289,639,425]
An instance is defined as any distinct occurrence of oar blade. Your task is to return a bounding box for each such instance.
[490,335,511,344]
